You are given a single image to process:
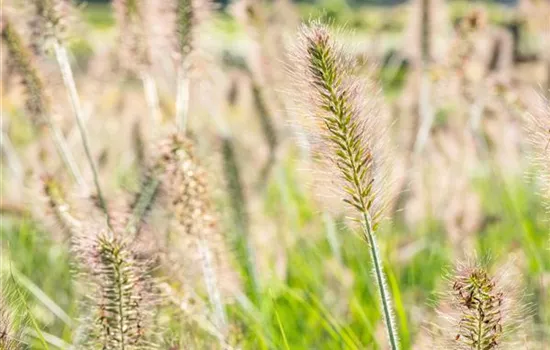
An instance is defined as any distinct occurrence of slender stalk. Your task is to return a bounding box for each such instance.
[197,239,228,335]
[221,136,260,301]
[413,74,433,154]
[361,212,399,350]
[49,120,87,190]
[291,21,400,349]
[176,66,190,132]
[0,128,24,184]
[53,41,108,219]
[140,72,161,128]
[323,212,342,263]
[413,0,434,154]
[1,17,86,190]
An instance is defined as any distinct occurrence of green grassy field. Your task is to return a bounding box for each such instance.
[1,0,549,349]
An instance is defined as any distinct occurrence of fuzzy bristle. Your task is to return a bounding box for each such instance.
[289,20,398,349]
[30,0,73,52]
[113,0,152,74]
[290,20,391,227]
[452,266,504,349]
[172,0,212,63]
[148,133,240,300]
[0,281,25,350]
[73,226,159,349]
[527,97,550,210]
[434,260,529,350]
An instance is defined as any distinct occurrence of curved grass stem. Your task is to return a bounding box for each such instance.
[53,41,109,220]
[361,212,399,350]
[49,120,87,190]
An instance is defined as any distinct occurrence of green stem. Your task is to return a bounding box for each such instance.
[221,137,260,302]
[361,212,399,350]
[49,120,87,190]
[313,38,400,349]
[54,41,109,221]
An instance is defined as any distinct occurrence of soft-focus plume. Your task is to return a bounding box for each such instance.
[113,0,152,75]
[29,0,74,53]
[433,260,530,349]
[73,224,160,349]
[1,15,49,126]
[288,20,398,349]
[289,20,392,227]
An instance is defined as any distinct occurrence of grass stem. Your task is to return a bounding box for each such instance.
[53,41,109,220]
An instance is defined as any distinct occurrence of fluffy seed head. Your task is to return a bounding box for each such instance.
[29,0,73,51]
[289,20,391,228]
[145,133,240,297]
[452,267,504,349]
[113,0,152,74]
[170,0,212,64]
[1,15,49,126]
[434,260,529,349]
[73,224,159,349]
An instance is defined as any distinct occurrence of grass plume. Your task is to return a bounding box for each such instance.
[145,133,239,333]
[1,16,49,126]
[42,175,82,238]
[73,225,159,349]
[170,0,212,130]
[289,20,399,349]
[30,0,72,52]
[113,0,151,73]
[1,14,86,189]
[434,260,529,349]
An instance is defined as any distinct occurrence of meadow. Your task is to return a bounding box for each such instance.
[1,0,549,349]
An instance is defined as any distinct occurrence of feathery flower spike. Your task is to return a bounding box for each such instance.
[289,20,398,349]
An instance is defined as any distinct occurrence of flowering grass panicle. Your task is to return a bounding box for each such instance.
[290,21,392,228]
[1,15,49,126]
[161,134,236,279]
[1,13,85,186]
[435,260,529,350]
[168,0,213,130]
[171,0,212,64]
[289,20,398,349]
[113,0,152,75]
[29,0,73,52]
[73,225,159,349]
